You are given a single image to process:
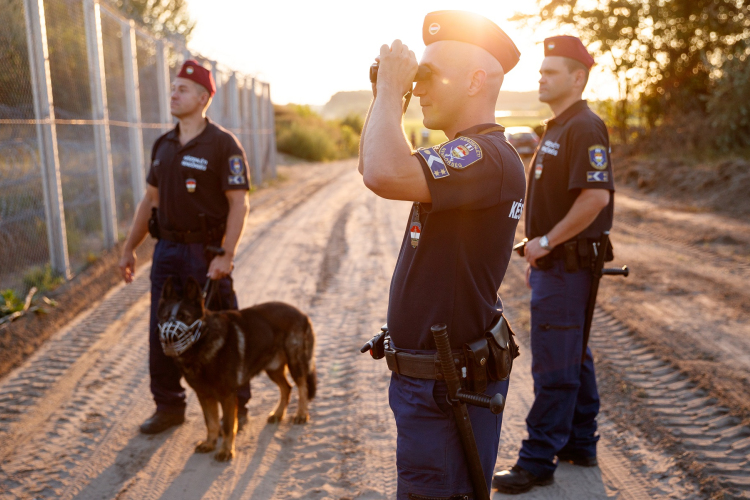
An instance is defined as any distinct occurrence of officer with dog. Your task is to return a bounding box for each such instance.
[359,11,526,499]
[118,60,252,434]
[492,36,616,494]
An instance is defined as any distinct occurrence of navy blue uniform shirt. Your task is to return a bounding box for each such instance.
[525,100,615,240]
[387,124,527,350]
[147,118,250,233]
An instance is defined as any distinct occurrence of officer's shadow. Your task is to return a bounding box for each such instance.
[493,462,616,499]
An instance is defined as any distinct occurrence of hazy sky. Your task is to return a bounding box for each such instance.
[187,0,618,106]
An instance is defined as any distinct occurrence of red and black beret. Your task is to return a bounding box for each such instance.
[178,59,216,97]
[543,36,595,69]
[422,11,521,73]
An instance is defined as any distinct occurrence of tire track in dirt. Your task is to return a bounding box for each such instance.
[588,311,750,497]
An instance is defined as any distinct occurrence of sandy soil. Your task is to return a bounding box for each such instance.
[0,161,747,499]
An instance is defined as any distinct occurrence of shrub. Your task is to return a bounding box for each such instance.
[23,264,64,294]
[275,105,361,162]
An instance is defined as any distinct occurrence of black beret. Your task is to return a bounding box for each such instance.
[423,11,521,73]
[543,36,595,69]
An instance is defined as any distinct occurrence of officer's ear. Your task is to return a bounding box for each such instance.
[467,68,487,97]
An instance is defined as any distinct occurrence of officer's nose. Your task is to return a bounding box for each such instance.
[413,80,427,97]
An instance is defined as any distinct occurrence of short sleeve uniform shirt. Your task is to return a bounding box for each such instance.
[387,124,527,350]
[146,118,250,233]
[525,100,615,240]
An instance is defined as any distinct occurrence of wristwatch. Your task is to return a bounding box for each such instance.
[539,235,551,250]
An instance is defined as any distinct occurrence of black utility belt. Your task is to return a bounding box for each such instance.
[160,224,226,244]
[536,237,614,272]
[385,315,520,394]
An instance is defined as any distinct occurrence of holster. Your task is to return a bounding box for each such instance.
[148,207,160,239]
[485,315,519,382]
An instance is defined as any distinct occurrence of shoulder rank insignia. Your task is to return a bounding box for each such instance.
[417,147,450,179]
[588,145,608,170]
[439,136,482,170]
[587,171,609,182]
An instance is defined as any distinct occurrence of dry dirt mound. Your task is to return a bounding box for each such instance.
[615,156,750,217]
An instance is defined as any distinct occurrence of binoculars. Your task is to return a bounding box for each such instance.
[369,63,433,83]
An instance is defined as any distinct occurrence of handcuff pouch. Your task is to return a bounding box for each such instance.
[463,338,489,393]
[486,315,520,382]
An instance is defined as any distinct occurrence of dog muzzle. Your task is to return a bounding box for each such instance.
[158,303,203,356]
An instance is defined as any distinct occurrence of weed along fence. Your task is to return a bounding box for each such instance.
[0,0,277,290]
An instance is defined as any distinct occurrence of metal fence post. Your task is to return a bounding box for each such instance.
[83,0,117,248]
[206,60,222,123]
[155,39,172,130]
[265,82,277,179]
[121,20,146,202]
[248,77,263,186]
[240,79,252,165]
[22,0,70,278]
[227,72,240,133]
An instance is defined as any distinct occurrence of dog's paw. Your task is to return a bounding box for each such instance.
[266,413,282,424]
[195,440,216,453]
[292,414,309,424]
[214,449,234,462]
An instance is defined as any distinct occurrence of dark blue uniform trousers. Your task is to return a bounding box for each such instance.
[517,260,600,478]
[390,366,510,499]
[149,239,251,414]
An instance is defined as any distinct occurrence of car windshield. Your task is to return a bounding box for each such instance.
[510,133,536,141]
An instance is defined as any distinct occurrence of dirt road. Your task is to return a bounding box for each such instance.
[0,160,747,499]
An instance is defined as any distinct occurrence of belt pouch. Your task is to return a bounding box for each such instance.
[564,240,580,272]
[384,348,399,374]
[536,254,554,270]
[148,208,160,239]
[463,338,489,393]
[486,315,518,381]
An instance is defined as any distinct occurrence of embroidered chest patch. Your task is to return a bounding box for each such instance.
[439,137,482,170]
[417,147,450,179]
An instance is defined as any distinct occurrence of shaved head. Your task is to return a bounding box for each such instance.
[413,40,504,134]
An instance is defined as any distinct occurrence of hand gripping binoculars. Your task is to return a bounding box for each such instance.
[369,63,433,83]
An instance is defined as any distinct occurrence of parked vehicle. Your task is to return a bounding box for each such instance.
[504,126,540,156]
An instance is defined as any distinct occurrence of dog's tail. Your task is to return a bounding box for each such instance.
[306,367,317,400]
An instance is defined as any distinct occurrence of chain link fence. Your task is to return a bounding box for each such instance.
[0,0,277,291]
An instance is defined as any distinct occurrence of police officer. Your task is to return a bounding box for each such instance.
[359,11,526,499]
[492,36,615,494]
[118,60,252,434]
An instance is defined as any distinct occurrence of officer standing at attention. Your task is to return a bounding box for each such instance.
[493,36,615,494]
[359,11,526,499]
[118,60,252,434]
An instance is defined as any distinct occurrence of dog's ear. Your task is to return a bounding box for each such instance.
[162,277,179,301]
[184,276,202,303]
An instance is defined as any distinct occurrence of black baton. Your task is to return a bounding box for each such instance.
[432,324,493,500]
[581,232,628,364]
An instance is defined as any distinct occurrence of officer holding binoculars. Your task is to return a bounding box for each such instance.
[358,11,526,499]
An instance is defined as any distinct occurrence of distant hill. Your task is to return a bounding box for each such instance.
[321,89,547,120]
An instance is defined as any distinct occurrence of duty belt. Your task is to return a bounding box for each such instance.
[160,224,225,245]
[385,347,467,380]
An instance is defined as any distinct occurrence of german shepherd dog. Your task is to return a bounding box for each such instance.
[157,276,317,461]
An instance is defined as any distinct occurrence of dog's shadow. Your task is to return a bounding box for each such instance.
[157,421,298,500]
[73,426,178,499]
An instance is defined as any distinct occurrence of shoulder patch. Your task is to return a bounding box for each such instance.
[417,147,450,179]
[588,145,608,170]
[228,155,244,175]
[439,136,482,170]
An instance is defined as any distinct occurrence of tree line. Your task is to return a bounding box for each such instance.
[516,0,750,152]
